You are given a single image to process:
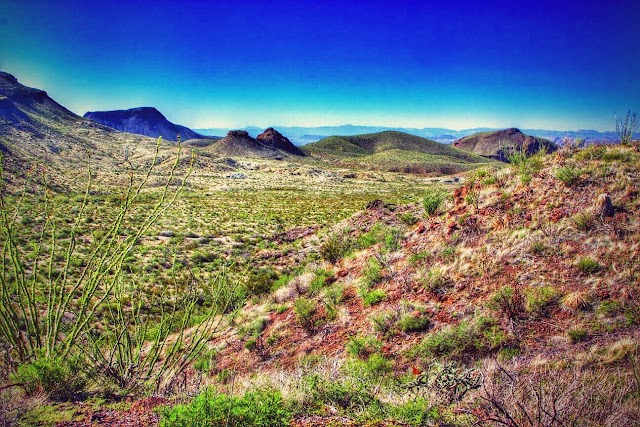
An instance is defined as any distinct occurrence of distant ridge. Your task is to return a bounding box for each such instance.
[84,107,204,142]
[195,125,626,146]
[453,128,557,162]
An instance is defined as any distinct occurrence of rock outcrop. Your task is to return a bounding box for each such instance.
[453,128,556,162]
[256,127,304,156]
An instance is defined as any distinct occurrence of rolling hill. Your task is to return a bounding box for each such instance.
[303,130,492,174]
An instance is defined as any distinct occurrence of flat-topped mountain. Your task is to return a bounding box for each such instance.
[303,130,491,175]
[84,107,203,142]
[453,127,557,161]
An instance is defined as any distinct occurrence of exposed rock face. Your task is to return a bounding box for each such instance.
[256,127,304,156]
[453,128,556,162]
[84,107,203,142]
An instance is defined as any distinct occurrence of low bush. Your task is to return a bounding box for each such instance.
[159,388,292,427]
[407,315,506,361]
[423,187,449,216]
[294,297,318,331]
[362,257,383,286]
[488,286,525,320]
[568,328,588,343]
[320,231,352,264]
[577,257,602,274]
[397,313,431,333]
[524,286,558,316]
[360,288,387,307]
[10,356,86,400]
[555,165,581,186]
[346,336,383,359]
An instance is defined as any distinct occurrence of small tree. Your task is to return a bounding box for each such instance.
[616,110,639,144]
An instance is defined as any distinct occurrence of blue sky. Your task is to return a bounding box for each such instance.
[1,0,639,131]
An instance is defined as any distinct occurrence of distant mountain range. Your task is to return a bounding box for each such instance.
[195,125,629,146]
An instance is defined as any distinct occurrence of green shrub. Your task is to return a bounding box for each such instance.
[243,316,268,337]
[308,268,334,295]
[246,267,278,295]
[356,224,401,252]
[398,212,419,226]
[270,274,291,292]
[359,353,392,378]
[346,336,383,358]
[362,257,383,286]
[574,145,606,161]
[524,286,558,315]
[387,397,438,425]
[301,373,380,412]
[423,188,449,216]
[529,241,547,255]
[488,286,525,320]
[294,297,317,330]
[440,246,456,260]
[555,166,581,186]
[567,328,588,343]
[602,149,633,162]
[597,300,622,317]
[423,266,450,295]
[360,288,387,307]
[508,149,545,184]
[159,388,292,427]
[322,284,344,320]
[11,356,86,400]
[320,232,352,264]
[356,223,386,249]
[370,310,398,335]
[577,257,601,274]
[408,250,430,266]
[396,313,430,333]
[408,315,506,361]
[572,212,594,231]
[498,347,520,361]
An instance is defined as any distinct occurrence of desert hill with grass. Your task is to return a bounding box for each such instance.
[84,107,206,142]
[187,143,640,426]
[23,141,635,427]
[303,130,492,175]
[453,127,557,161]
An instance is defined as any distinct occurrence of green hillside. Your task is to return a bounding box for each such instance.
[303,130,492,174]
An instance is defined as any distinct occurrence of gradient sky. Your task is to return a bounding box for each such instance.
[1,0,639,131]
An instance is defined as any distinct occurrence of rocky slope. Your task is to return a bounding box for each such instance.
[84,107,204,142]
[257,127,305,156]
[453,127,557,161]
